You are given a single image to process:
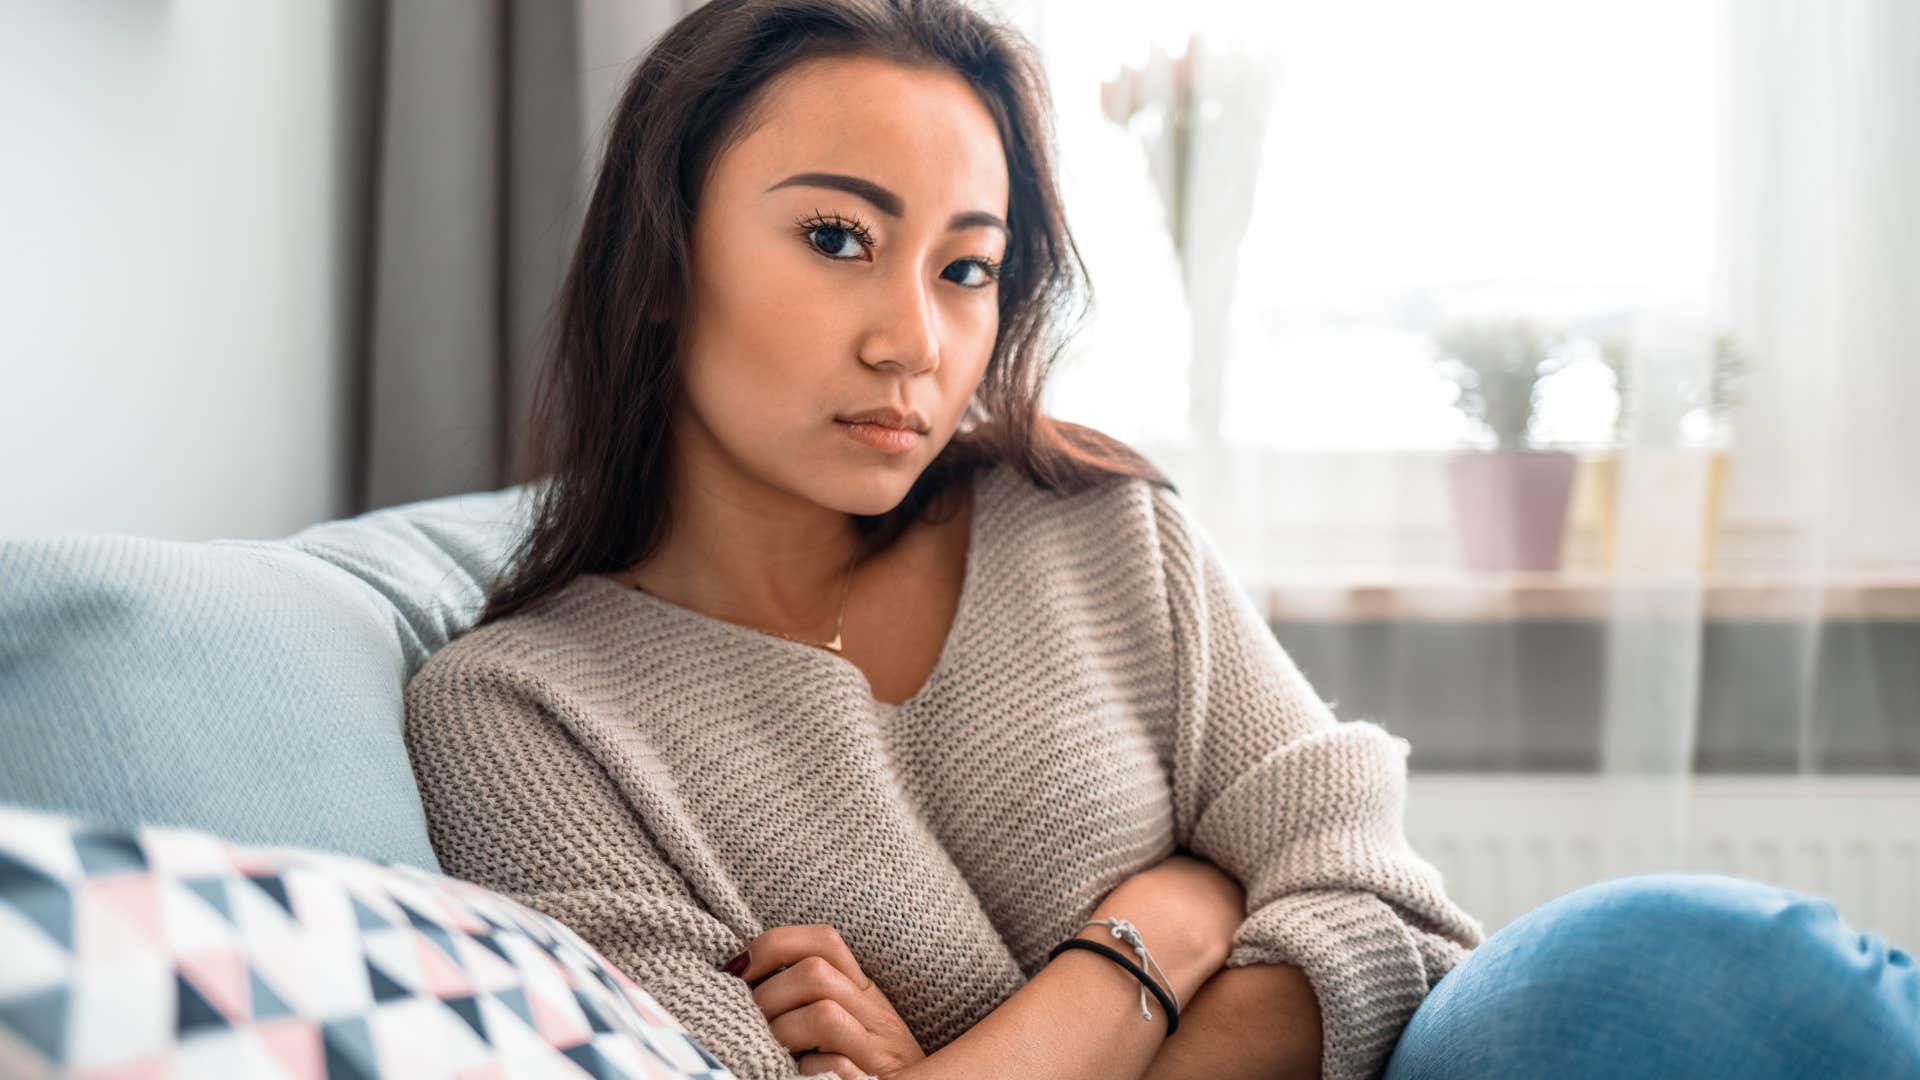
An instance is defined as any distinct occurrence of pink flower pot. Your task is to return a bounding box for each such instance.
[1445,451,1579,572]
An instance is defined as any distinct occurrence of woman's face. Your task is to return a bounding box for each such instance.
[671,54,1010,517]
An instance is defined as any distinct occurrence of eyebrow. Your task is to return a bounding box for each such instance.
[765,172,1009,237]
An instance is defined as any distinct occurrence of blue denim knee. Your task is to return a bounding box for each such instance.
[1382,872,1920,1080]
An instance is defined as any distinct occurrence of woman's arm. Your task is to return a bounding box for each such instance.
[1141,962,1323,1080]
[1147,483,1485,1080]
[900,951,1179,1080]
[900,854,1246,1080]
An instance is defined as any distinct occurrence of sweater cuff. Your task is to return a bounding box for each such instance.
[1227,889,1433,1080]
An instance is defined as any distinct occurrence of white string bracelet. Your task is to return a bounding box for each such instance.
[1078,916,1181,1020]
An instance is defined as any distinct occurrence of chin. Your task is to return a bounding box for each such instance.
[801,452,928,511]
[828,472,922,517]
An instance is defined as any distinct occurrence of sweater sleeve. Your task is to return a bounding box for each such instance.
[402,655,864,1080]
[1149,484,1485,1080]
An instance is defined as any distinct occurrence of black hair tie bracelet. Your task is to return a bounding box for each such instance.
[1047,937,1181,1037]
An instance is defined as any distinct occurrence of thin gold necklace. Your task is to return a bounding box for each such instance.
[632,549,860,653]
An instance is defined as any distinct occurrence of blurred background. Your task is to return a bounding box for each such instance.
[3,1,1914,941]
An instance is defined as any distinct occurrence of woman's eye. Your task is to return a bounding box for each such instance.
[943,260,997,289]
[808,226,864,260]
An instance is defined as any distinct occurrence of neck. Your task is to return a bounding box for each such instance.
[617,460,873,632]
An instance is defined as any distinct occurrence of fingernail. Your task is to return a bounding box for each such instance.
[722,950,749,976]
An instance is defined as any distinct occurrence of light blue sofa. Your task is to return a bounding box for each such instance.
[0,485,538,870]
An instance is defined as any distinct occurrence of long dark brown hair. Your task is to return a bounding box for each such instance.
[477,0,1175,629]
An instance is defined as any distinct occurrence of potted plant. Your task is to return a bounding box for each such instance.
[1432,318,1582,572]
[1583,330,1746,570]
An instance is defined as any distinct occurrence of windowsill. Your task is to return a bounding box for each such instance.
[1260,572,1920,622]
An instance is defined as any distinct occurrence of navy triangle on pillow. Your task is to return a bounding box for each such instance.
[174,971,229,1036]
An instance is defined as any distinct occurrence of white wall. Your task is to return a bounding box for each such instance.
[0,1,377,541]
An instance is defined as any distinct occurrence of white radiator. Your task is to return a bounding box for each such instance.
[1405,775,1920,950]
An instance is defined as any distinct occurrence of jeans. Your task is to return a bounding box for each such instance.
[1382,873,1920,1079]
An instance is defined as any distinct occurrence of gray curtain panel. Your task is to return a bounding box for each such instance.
[353,0,689,512]
[359,0,576,511]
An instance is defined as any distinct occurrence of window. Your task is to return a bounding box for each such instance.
[1021,0,1718,453]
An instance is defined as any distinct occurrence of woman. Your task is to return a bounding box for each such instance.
[402,1,1920,1078]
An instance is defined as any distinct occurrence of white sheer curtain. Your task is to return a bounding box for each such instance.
[1007,0,1920,936]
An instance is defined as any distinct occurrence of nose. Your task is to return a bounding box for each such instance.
[858,267,941,375]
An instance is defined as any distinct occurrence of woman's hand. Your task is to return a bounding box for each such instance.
[728,923,926,1080]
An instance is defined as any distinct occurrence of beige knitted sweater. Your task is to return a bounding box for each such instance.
[403,461,1484,1080]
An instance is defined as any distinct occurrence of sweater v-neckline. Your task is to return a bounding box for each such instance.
[586,463,1003,713]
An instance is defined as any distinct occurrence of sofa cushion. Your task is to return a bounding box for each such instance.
[0,486,533,870]
[0,803,737,1078]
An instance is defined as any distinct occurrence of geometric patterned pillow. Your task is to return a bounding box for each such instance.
[0,804,739,1079]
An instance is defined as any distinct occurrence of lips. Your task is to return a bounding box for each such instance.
[835,407,930,433]
[835,418,923,453]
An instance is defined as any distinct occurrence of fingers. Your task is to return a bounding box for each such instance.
[751,953,874,1025]
[797,1052,867,1080]
[734,923,873,992]
[767,998,875,1068]
[726,923,899,1070]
